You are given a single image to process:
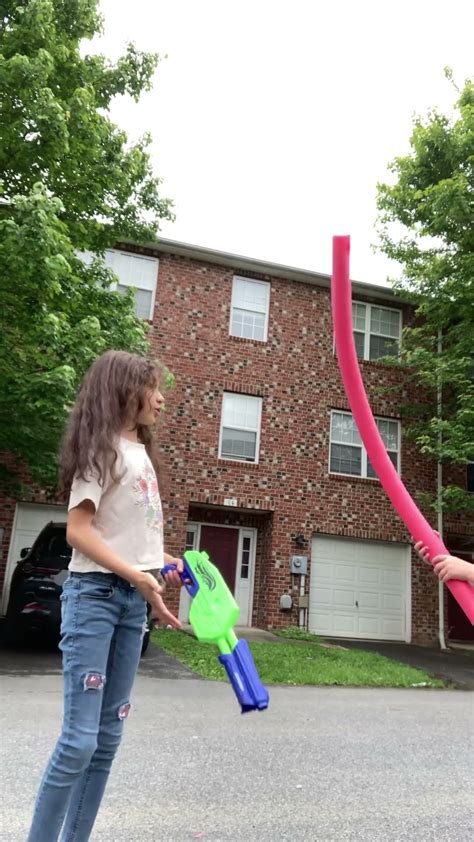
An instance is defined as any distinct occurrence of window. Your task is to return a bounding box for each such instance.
[219,393,262,463]
[185,524,198,551]
[230,277,270,341]
[352,302,401,361]
[330,411,400,479]
[78,249,159,320]
[240,535,251,579]
[105,250,158,320]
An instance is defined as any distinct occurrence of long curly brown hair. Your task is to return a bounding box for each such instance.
[60,350,164,492]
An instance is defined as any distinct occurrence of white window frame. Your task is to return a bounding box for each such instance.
[229,276,270,342]
[219,393,263,464]
[352,301,402,361]
[104,250,159,321]
[77,249,159,321]
[329,410,401,480]
[184,523,199,551]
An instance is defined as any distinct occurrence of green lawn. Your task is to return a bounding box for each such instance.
[152,629,444,688]
[271,625,324,643]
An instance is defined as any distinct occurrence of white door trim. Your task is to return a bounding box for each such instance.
[1,504,20,615]
[178,521,257,626]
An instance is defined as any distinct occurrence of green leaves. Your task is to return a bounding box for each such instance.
[377,74,474,512]
[0,0,174,249]
[0,2,172,488]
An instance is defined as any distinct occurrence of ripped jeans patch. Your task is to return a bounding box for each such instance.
[117,702,131,720]
[83,672,106,691]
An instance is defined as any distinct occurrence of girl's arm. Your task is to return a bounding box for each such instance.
[67,501,181,627]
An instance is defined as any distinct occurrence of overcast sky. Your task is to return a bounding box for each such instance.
[95,0,473,286]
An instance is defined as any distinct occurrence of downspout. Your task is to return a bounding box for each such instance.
[437,328,447,650]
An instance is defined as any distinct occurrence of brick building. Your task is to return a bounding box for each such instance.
[1,240,473,644]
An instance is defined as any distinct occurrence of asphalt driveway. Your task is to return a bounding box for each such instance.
[1,629,473,688]
[331,639,474,690]
[1,673,472,841]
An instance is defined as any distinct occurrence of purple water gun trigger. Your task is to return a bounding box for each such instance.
[161,561,199,597]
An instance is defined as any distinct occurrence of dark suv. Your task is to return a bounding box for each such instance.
[5,521,151,654]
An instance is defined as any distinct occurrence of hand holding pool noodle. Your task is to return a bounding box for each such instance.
[331,235,474,625]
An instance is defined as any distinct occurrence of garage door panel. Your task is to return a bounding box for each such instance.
[358,566,381,585]
[313,587,333,606]
[358,591,381,610]
[334,564,357,583]
[382,569,404,588]
[310,536,409,642]
[330,613,358,636]
[333,589,356,607]
[309,611,332,635]
[357,616,381,637]
[383,593,404,612]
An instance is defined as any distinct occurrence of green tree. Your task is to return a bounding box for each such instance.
[0,0,173,487]
[377,72,474,512]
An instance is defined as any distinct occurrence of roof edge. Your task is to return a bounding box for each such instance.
[124,237,404,303]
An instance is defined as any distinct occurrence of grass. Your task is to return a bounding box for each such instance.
[152,629,444,688]
[272,625,324,643]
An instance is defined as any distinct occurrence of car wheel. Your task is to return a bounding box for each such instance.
[3,610,28,647]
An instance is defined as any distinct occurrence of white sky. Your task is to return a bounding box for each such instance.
[95,0,473,286]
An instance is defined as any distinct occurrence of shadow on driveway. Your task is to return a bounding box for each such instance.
[0,628,197,681]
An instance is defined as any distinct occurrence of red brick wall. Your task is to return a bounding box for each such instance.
[140,250,474,643]
[1,247,472,644]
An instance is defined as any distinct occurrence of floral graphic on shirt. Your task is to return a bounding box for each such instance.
[133,459,163,532]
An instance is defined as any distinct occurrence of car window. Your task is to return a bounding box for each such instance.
[34,532,72,570]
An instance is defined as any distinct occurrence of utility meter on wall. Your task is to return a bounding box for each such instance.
[290,555,308,575]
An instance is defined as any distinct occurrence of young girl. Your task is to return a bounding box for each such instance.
[28,350,183,842]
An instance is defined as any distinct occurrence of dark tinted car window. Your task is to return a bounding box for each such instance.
[33,530,72,570]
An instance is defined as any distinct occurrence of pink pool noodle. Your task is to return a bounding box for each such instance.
[331,235,474,625]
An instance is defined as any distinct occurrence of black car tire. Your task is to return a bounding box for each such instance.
[3,607,27,647]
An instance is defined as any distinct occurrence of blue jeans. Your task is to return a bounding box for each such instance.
[28,573,146,842]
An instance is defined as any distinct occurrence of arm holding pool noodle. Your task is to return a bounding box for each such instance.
[162,550,269,712]
[331,235,474,625]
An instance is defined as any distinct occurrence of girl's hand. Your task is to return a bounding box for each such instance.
[134,571,182,628]
[413,540,432,564]
[432,555,474,586]
[150,591,183,628]
[162,554,185,588]
[412,531,440,565]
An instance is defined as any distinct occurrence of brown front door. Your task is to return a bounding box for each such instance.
[199,525,239,594]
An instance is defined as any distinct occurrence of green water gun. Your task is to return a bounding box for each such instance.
[162,550,269,713]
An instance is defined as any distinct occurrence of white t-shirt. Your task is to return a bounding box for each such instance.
[68,437,164,574]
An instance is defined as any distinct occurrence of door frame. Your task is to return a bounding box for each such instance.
[179,521,257,626]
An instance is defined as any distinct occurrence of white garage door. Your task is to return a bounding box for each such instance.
[309,535,410,641]
[1,503,68,614]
